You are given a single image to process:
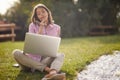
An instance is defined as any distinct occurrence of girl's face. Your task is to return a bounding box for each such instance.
[36,7,48,22]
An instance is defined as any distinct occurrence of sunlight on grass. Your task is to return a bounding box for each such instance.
[0,34,120,80]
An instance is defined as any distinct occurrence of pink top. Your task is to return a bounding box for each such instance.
[27,23,60,61]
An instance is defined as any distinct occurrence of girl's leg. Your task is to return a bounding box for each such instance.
[41,53,65,80]
[14,56,30,71]
[50,53,65,72]
[40,53,65,72]
[12,49,46,72]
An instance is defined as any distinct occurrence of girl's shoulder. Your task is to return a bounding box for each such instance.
[29,22,38,28]
[29,22,35,27]
[50,23,61,29]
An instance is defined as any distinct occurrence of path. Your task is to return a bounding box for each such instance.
[77,51,120,80]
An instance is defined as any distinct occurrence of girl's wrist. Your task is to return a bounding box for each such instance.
[38,26,44,34]
[40,24,45,27]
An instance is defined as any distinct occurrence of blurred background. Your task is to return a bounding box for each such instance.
[0,0,120,41]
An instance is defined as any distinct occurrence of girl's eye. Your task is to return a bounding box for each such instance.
[42,11,45,14]
[37,14,40,15]
[37,13,41,15]
[42,9,47,13]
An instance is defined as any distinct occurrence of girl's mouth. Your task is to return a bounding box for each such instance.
[40,17,44,20]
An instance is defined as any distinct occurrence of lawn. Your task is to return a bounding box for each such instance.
[0,34,120,80]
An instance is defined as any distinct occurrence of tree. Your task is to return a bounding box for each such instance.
[75,0,120,35]
[3,0,120,39]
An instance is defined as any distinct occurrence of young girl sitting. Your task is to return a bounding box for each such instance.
[12,3,66,80]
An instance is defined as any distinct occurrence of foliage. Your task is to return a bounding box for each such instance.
[3,1,29,40]
[50,0,80,37]
[0,34,120,80]
[117,17,120,28]
[2,0,120,38]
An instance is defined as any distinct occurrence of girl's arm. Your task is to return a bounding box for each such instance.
[29,23,35,33]
[58,26,61,37]
[38,25,44,34]
[38,20,46,34]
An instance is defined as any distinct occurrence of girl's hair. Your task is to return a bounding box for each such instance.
[31,4,54,25]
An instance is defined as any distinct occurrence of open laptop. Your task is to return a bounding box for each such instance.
[23,33,61,57]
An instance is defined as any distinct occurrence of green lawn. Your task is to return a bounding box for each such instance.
[0,34,120,80]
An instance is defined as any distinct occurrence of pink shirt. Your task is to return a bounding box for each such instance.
[27,23,60,61]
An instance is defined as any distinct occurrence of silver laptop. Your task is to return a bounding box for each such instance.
[23,33,61,57]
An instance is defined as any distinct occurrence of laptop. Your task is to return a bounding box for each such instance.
[23,33,61,57]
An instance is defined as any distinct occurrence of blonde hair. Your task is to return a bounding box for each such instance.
[31,4,54,25]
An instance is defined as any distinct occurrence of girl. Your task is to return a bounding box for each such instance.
[12,3,65,80]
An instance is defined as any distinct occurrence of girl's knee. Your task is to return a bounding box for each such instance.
[12,49,22,57]
[61,53,65,58]
[57,53,65,58]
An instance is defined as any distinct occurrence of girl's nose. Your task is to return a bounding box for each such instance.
[41,13,44,16]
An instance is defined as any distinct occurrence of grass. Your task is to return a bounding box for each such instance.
[0,34,120,80]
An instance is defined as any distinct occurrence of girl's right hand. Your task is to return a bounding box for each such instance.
[38,19,46,34]
[39,19,47,27]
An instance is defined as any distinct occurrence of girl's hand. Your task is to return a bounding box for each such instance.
[39,19,47,27]
[38,19,47,34]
